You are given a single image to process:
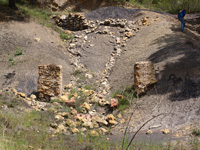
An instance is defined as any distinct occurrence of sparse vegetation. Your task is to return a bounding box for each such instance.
[60,32,68,40]
[15,48,23,56]
[8,57,15,66]
[192,129,200,136]
[72,69,84,76]
[112,86,136,111]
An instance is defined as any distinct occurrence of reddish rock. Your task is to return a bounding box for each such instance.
[65,99,76,107]
[110,98,118,108]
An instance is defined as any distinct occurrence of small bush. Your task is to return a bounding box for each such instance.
[60,32,68,40]
[112,86,136,111]
[192,129,200,136]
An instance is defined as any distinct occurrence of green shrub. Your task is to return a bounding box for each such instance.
[112,86,136,111]
[15,48,23,56]
[192,129,200,136]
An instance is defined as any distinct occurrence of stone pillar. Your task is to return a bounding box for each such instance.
[134,61,157,95]
[38,64,62,102]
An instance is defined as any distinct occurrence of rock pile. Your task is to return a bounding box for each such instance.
[55,13,89,31]
[0,86,124,136]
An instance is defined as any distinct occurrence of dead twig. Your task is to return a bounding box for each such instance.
[121,111,134,150]
[125,113,163,150]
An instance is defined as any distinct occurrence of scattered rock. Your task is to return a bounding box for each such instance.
[26,98,31,101]
[162,129,170,134]
[11,88,17,96]
[71,127,79,134]
[82,119,93,128]
[116,37,121,44]
[149,124,162,129]
[17,92,26,98]
[64,84,73,89]
[89,130,99,137]
[80,127,87,132]
[56,124,66,133]
[65,30,71,34]
[108,120,118,125]
[99,98,110,106]
[66,99,76,107]
[81,102,90,113]
[69,43,76,49]
[142,17,148,25]
[30,94,37,100]
[146,130,153,134]
[71,109,78,115]
[59,95,69,102]
[110,98,118,108]
[55,114,64,121]
[125,32,133,38]
[85,73,93,79]
[117,113,122,118]
[99,127,108,135]
[92,116,108,125]
[106,114,117,125]
[34,38,40,42]
[66,119,76,127]
[120,119,125,124]
[50,123,58,129]
[58,112,69,118]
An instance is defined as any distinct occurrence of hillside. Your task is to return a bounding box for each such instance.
[0,4,200,149]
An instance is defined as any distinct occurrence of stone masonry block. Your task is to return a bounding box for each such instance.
[134,61,157,95]
[38,64,62,102]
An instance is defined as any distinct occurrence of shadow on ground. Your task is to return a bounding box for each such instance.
[0,3,29,22]
[148,25,200,101]
[186,13,200,34]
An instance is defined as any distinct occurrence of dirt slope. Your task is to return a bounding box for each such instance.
[108,11,200,136]
[83,7,200,137]
[0,21,73,96]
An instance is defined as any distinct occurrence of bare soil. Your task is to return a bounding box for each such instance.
[0,21,73,96]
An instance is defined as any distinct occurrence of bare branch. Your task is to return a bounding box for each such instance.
[125,113,163,150]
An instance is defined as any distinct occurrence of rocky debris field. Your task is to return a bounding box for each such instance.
[1,6,200,143]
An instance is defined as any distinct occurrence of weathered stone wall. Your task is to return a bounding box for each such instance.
[38,64,62,101]
[55,13,88,31]
[134,61,157,95]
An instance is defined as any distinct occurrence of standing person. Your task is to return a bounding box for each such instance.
[178,9,186,32]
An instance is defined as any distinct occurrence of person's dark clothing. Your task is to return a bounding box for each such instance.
[178,10,186,32]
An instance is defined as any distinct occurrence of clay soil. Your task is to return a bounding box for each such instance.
[1,6,200,144]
